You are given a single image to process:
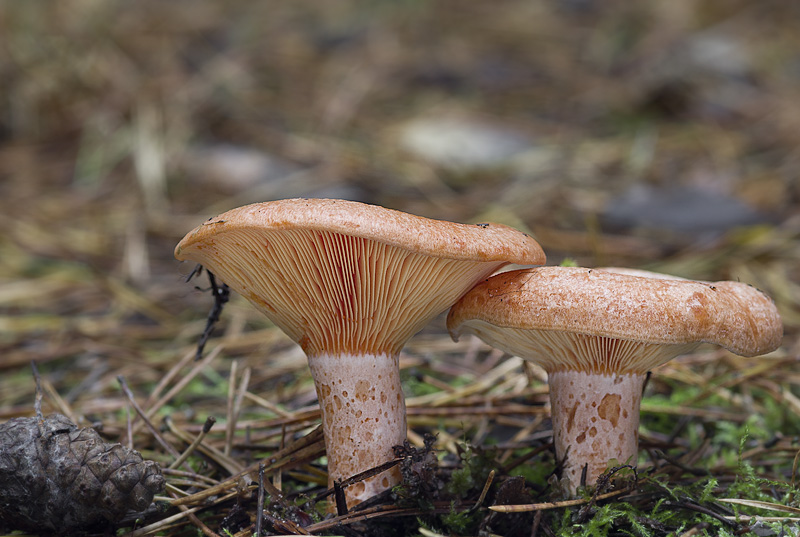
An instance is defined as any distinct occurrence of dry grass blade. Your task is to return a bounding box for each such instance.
[143,347,199,409]
[165,416,244,476]
[489,488,633,513]
[718,499,800,516]
[169,416,217,471]
[133,344,225,438]
[170,426,325,507]
[723,516,800,523]
[118,376,183,461]
[118,504,206,537]
[243,391,293,418]
[417,528,448,537]
[167,491,220,537]
[304,505,452,533]
[471,469,495,512]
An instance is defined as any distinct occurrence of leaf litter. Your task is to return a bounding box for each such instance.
[1,1,800,536]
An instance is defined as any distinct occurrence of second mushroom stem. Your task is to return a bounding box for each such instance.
[548,370,644,495]
[307,352,406,509]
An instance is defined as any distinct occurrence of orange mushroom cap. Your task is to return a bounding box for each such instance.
[448,266,783,495]
[175,198,546,507]
[447,266,783,374]
[176,198,545,357]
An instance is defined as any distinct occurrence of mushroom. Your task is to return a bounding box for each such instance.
[175,198,545,508]
[446,266,782,495]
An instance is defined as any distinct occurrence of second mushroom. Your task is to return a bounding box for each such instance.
[447,266,782,495]
[175,198,545,509]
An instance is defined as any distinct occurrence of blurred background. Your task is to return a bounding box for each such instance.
[4,1,800,272]
[1,0,799,523]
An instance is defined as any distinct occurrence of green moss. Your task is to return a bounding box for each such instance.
[440,502,481,534]
[446,445,496,498]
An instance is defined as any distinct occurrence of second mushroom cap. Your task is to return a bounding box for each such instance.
[447,266,783,494]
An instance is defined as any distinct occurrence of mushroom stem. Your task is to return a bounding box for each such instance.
[307,352,405,508]
[548,370,644,495]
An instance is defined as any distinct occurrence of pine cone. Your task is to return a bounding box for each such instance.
[0,413,165,534]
